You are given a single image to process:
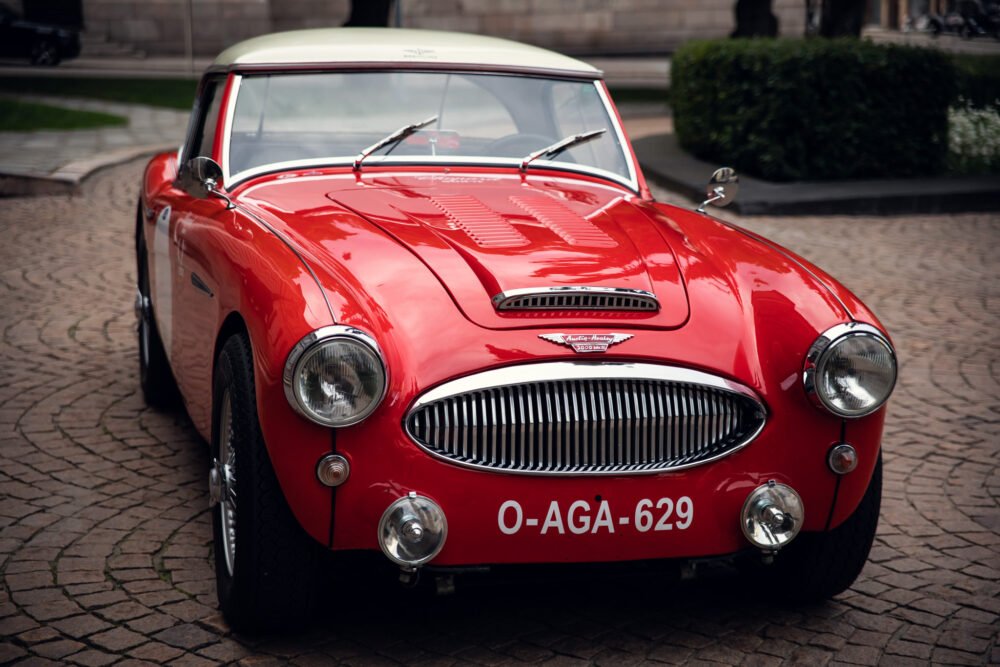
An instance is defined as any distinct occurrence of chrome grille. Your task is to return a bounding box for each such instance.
[493,287,659,312]
[405,364,765,475]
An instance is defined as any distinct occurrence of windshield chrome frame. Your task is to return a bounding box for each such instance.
[219,71,639,193]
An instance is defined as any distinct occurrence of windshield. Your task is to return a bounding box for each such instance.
[227,71,631,185]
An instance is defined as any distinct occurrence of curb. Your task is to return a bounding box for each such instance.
[0,142,175,197]
[633,133,1000,216]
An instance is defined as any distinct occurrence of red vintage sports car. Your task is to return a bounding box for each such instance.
[137,29,896,631]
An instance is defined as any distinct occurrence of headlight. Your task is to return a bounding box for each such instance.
[804,323,896,418]
[283,326,387,427]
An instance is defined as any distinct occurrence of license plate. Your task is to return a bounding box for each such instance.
[497,497,694,535]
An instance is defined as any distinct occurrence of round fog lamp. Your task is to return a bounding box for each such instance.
[378,494,447,567]
[741,482,803,551]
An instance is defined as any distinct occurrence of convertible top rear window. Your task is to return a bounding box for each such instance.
[227,71,630,183]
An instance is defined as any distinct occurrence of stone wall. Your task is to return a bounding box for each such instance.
[80,0,806,57]
[82,0,281,56]
[405,0,806,53]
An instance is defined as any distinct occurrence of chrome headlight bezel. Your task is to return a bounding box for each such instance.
[283,325,388,427]
[803,322,897,418]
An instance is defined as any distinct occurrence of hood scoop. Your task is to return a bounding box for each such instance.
[326,178,690,330]
[492,286,660,312]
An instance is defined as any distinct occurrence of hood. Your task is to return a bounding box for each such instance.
[236,170,855,397]
[324,174,689,330]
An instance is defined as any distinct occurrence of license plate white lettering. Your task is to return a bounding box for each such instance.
[498,497,694,535]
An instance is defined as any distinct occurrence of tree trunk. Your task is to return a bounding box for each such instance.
[344,0,393,27]
[819,0,867,36]
[732,0,780,36]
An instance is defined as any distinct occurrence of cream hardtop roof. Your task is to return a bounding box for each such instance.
[213,28,601,77]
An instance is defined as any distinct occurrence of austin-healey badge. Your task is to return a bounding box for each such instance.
[539,333,633,353]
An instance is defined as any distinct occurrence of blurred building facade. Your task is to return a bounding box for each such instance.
[15,0,807,56]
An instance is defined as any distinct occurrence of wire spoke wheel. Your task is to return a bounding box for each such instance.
[211,332,325,631]
[218,388,238,577]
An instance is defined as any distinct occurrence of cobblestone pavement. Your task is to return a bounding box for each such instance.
[0,161,997,666]
[0,95,187,180]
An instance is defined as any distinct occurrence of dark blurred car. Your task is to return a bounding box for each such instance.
[0,3,80,65]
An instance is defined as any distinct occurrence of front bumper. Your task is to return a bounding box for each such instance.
[324,407,884,566]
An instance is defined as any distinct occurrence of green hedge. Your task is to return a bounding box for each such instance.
[953,54,1000,109]
[671,39,955,181]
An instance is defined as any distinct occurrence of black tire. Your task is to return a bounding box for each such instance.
[136,227,179,408]
[211,333,327,632]
[768,453,882,602]
[30,39,60,66]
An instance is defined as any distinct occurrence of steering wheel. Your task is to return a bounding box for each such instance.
[484,133,556,158]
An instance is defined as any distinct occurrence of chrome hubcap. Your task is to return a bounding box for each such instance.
[212,390,238,577]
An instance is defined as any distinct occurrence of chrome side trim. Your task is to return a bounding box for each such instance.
[230,199,336,323]
[227,156,638,193]
[595,82,639,189]
[220,74,241,186]
[492,286,659,311]
[190,272,214,297]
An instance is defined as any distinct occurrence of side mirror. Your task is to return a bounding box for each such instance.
[179,156,224,199]
[697,167,739,213]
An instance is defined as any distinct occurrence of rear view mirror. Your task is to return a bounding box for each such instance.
[179,156,224,199]
[178,157,233,208]
[697,167,739,212]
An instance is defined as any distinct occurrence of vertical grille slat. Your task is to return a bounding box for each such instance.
[406,370,765,474]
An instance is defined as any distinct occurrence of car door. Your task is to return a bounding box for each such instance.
[147,76,231,427]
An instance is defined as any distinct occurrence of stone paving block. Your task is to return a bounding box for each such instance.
[127,640,186,662]
[95,599,155,622]
[0,612,41,635]
[126,612,181,634]
[33,638,86,659]
[15,656,66,667]
[25,599,84,622]
[170,654,228,667]
[49,613,114,638]
[931,647,986,665]
[878,656,929,667]
[0,642,29,663]
[154,622,218,650]
[67,648,119,666]
[90,625,149,651]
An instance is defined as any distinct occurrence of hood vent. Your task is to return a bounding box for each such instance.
[493,287,659,312]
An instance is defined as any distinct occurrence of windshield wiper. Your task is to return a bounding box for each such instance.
[519,128,607,172]
[353,115,438,171]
